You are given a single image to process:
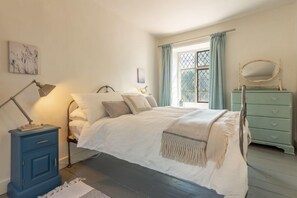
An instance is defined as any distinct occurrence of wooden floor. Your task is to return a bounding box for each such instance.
[247,144,297,198]
[62,144,297,198]
[61,153,222,198]
[1,144,297,198]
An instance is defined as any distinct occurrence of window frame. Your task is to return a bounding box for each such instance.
[177,49,210,104]
[196,49,210,103]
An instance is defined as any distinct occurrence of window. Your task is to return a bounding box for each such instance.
[178,49,210,104]
[171,41,210,108]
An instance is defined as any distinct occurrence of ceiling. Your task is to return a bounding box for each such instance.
[95,0,296,37]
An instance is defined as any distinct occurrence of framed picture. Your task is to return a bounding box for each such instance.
[8,41,39,75]
[137,68,145,83]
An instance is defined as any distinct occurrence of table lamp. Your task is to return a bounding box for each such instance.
[0,80,55,131]
[139,85,148,94]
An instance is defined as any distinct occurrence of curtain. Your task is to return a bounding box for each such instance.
[160,44,172,106]
[209,32,226,109]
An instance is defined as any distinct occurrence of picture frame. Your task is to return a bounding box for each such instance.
[8,41,39,75]
[137,68,145,83]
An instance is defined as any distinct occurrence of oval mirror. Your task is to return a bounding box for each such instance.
[241,60,280,82]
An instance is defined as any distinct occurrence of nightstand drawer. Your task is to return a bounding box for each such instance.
[251,128,292,145]
[247,116,291,132]
[22,131,57,153]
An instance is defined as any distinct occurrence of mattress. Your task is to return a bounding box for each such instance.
[77,107,249,198]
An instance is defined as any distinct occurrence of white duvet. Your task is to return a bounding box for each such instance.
[77,107,249,198]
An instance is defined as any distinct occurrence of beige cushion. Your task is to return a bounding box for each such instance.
[102,101,132,118]
[146,95,158,107]
[122,95,152,114]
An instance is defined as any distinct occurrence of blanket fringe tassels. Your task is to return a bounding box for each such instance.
[160,132,207,167]
[160,112,239,168]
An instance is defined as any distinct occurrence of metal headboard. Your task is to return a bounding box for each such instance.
[96,85,115,93]
[67,85,115,167]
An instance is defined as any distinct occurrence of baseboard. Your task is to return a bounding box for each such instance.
[59,149,100,169]
[0,178,9,195]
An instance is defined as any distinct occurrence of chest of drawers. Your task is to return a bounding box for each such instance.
[231,90,294,155]
[7,125,61,197]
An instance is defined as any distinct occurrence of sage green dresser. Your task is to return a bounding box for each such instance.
[231,90,295,155]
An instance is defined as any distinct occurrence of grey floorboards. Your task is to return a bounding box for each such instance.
[60,144,297,198]
[62,153,221,198]
[1,144,297,198]
[247,144,297,198]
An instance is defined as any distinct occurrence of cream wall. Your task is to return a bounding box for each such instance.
[0,0,157,194]
[158,2,297,141]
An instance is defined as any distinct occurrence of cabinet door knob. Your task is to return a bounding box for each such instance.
[37,140,49,144]
[271,109,279,114]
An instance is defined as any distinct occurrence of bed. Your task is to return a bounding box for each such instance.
[67,85,249,198]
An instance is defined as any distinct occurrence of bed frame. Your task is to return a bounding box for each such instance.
[67,85,247,168]
[67,85,115,167]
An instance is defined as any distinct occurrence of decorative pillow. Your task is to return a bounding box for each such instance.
[102,101,131,118]
[146,95,158,107]
[69,108,87,121]
[122,95,152,114]
[71,92,123,124]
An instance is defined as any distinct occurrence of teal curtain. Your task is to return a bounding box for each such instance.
[160,44,172,106]
[209,32,226,109]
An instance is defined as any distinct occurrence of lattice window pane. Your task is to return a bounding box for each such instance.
[197,50,210,67]
[197,69,209,102]
[179,51,195,69]
[181,69,196,102]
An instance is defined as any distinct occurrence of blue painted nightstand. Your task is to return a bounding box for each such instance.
[7,125,61,198]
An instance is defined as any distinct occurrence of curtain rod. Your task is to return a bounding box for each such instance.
[157,28,236,47]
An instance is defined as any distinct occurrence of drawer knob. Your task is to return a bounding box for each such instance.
[37,140,49,144]
[271,97,279,101]
[271,135,278,140]
[271,122,278,127]
[271,109,279,114]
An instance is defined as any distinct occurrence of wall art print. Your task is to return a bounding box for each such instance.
[9,41,39,75]
[137,68,145,83]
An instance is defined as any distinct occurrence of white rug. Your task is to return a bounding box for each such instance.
[39,178,110,198]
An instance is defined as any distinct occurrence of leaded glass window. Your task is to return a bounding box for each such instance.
[178,50,210,103]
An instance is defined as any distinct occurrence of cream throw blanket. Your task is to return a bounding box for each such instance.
[161,109,227,167]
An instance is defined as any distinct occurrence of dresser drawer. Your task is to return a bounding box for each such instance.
[232,104,291,118]
[247,116,291,132]
[232,92,292,105]
[250,128,292,145]
[22,131,58,153]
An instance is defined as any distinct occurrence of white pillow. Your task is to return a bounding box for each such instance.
[69,108,87,121]
[122,94,152,114]
[71,92,123,124]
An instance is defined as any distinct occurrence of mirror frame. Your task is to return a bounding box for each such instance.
[240,59,280,83]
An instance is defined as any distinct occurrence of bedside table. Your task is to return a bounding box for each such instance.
[7,125,61,198]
